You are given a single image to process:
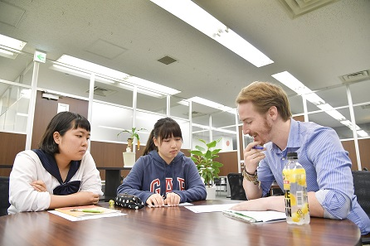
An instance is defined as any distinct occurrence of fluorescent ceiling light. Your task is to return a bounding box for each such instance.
[0,34,27,59]
[57,55,129,79]
[55,55,180,96]
[118,83,164,98]
[357,130,369,137]
[52,64,115,84]
[272,71,326,105]
[182,96,234,113]
[324,109,346,121]
[150,0,273,67]
[0,49,14,56]
[316,103,333,111]
[273,71,368,137]
[177,100,189,107]
[272,71,323,101]
[125,76,180,96]
[0,34,27,50]
[303,93,325,106]
[192,123,236,134]
[340,120,360,131]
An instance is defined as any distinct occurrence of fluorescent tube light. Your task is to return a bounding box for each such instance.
[340,120,360,131]
[324,109,346,121]
[192,123,236,134]
[303,93,325,106]
[316,103,333,111]
[0,49,14,56]
[118,83,164,98]
[52,64,115,84]
[357,130,369,137]
[177,100,189,107]
[57,55,129,79]
[184,96,234,113]
[0,34,27,59]
[150,0,273,67]
[0,34,27,50]
[125,76,180,96]
[273,71,368,137]
[272,71,325,105]
[55,55,181,96]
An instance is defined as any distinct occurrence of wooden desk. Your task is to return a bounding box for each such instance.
[0,200,361,246]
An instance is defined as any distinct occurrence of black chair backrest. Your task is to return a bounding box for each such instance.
[227,173,247,200]
[352,171,370,217]
[0,176,10,216]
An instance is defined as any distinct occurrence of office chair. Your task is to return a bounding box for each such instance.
[0,176,10,216]
[352,171,370,244]
[227,173,247,200]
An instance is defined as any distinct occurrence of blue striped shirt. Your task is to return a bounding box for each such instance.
[258,118,370,235]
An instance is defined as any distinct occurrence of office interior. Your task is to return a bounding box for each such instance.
[1,0,370,189]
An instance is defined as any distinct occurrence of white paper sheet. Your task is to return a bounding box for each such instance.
[184,203,236,213]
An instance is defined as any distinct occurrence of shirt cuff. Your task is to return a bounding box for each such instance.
[315,189,351,219]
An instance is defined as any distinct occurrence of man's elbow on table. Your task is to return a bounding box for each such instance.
[310,190,351,219]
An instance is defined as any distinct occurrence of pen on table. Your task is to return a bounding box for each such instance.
[252,145,264,150]
[224,211,256,222]
[70,209,103,213]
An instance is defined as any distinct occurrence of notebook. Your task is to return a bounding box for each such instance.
[49,205,125,221]
[223,210,286,223]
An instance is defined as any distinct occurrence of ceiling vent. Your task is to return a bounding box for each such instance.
[340,69,370,84]
[361,104,370,110]
[183,111,207,118]
[157,56,177,65]
[86,86,117,97]
[277,0,340,19]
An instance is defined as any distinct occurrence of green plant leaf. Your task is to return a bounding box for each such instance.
[190,138,223,186]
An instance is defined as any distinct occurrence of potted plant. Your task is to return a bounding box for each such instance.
[117,127,146,167]
[190,138,223,199]
[117,127,146,152]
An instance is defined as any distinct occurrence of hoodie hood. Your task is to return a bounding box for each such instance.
[148,149,185,166]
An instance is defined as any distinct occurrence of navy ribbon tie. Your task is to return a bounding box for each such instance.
[33,149,81,195]
[53,180,81,195]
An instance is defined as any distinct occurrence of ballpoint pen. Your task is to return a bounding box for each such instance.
[223,210,256,223]
[70,209,103,213]
[252,145,264,150]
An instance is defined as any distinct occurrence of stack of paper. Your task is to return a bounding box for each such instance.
[49,205,125,221]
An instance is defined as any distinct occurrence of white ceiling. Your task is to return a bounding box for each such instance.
[1,0,370,133]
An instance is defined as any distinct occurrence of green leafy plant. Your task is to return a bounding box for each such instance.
[117,127,146,150]
[190,138,223,187]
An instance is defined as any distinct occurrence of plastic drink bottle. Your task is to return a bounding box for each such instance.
[283,152,310,225]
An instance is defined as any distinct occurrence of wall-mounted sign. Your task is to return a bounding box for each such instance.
[33,50,46,63]
[57,103,69,113]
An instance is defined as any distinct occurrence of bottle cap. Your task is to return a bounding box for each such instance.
[287,152,298,159]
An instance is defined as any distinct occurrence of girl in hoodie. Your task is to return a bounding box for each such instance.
[117,117,206,207]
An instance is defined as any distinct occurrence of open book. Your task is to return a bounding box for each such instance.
[223,210,286,223]
[49,205,125,221]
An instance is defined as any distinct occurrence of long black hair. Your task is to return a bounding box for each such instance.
[143,117,182,155]
[38,111,90,155]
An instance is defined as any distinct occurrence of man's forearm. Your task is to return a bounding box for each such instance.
[243,177,262,200]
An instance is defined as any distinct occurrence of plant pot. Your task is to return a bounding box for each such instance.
[206,185,217,200]
[123,152,135,167]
